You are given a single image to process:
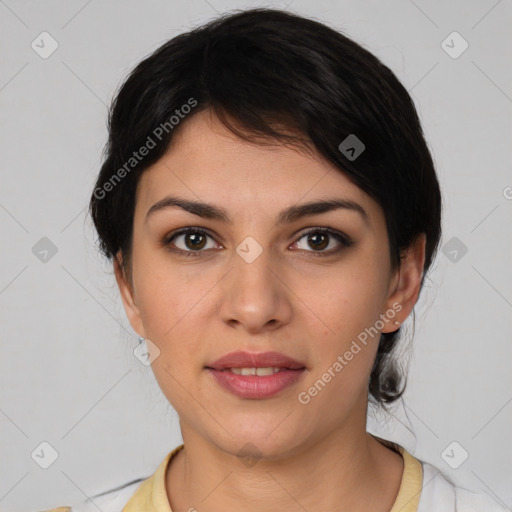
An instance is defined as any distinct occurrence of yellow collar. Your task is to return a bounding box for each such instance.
[123,443,423,512]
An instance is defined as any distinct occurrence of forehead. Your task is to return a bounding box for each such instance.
[135,109,382,228]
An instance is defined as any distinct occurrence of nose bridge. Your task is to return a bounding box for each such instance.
[235,240,274,294]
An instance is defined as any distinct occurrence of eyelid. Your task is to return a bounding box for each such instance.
[162,227,220,248]
[292,227,353,254]
[162,225,353,257]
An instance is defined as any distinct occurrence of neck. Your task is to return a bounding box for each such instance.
[166,419,403,512]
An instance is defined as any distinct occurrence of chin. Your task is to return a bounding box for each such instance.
[211,420,309,463]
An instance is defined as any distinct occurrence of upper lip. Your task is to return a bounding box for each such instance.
[206,351,306,370]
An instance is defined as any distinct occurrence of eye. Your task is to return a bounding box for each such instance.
[292,228,353,256]
[162,228,220,257]
[162,226,353,258]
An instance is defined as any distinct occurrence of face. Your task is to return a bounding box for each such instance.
[115,108,425,460]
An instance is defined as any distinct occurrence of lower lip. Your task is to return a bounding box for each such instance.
[207,368,305,399]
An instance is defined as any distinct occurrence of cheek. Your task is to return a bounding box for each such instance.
[296,264,387,387]
[300,263,387,337]
[135,266,208,406]
[300,299,380,419]
[133,249,211,337]
[133,267,219,403]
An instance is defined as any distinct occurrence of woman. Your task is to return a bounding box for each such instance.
[48,7,505,512]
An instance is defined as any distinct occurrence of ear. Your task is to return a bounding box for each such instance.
[381,233,426,333]
[113,251,146,338]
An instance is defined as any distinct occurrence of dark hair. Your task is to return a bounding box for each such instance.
[89,7,442,411]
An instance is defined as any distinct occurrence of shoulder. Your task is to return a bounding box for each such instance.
[418,460,508,512]
[39,478,146,512]
[47,445,184,512]
[81,479,146,511]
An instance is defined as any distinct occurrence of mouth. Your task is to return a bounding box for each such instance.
[206,350,306,371]
[220,367,296,376]
[205,351,306,399]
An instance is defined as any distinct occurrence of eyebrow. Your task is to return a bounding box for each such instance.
[145,195,369,227]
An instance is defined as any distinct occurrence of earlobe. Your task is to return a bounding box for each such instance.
[382,233,426,333]
[113,252,146,337]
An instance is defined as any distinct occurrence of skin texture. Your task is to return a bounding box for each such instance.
[115,108,426,511]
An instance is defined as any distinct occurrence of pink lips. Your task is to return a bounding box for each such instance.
[208,351,305,370]
[205,351,306,399]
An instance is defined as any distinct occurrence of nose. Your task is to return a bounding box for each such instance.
[218,244,293,335]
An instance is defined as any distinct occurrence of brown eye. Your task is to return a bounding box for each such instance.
[306,232,329,250]
[294,228,352,255]
[163,228,217,256]
[182,232,208,250]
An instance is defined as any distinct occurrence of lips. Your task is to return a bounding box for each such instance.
[206,350,306,371]
[205,351,306,399]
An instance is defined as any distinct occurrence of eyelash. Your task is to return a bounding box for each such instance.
[162,227,353,258]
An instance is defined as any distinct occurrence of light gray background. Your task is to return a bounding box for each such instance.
[1,0,511,510]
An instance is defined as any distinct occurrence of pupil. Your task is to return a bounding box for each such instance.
[309,233,327,250]
[187,233,206,250]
